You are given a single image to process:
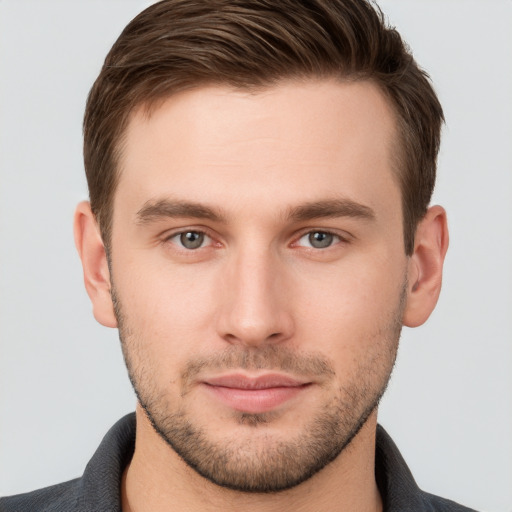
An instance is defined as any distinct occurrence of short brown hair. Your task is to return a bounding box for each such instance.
[83,0,443,254]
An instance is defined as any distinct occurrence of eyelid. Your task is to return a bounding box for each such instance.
[290,228,352,248]
[158,225,352,250]
[161,224,213,238]
[161,226,221,248]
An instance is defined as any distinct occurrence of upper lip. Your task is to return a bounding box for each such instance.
[202,373,310,390]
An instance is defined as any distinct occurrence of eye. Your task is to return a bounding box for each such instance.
[169,230,211,250]
[297,231,341,249]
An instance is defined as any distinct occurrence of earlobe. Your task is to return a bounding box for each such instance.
[403,205,449,328]
[73,201,118,328]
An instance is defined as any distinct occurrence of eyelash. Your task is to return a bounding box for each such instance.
[162,228,350,252]
[293,230,347,250]
[163,229,217,251]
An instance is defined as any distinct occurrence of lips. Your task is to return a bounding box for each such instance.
[201,373,311,414]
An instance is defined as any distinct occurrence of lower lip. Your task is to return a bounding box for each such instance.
[203,384,309,414]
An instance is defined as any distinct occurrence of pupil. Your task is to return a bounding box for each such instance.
[309,232,333,248]
[180,231,204,249]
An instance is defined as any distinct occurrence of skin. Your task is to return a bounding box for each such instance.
[74,79,448,512]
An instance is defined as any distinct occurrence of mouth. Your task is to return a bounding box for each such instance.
[201,373,312,414]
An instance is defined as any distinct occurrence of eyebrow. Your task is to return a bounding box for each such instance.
[135,197,375,225]
[286,198,375,222]
[136,199,226,224]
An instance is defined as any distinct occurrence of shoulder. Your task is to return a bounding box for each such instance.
[0,478,82,512]
[0,414,135,512]
[375,425,479,512]
[418,491,479,512]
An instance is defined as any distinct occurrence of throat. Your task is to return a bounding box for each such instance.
[121,406,382,512]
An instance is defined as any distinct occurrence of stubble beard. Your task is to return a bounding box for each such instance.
[112,285,405,494]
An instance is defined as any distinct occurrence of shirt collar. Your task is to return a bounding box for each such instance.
[76,414,460,512]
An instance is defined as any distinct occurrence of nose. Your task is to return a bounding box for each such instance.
[216,247,294,348]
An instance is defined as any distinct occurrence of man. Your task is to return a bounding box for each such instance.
[0,0,479,510]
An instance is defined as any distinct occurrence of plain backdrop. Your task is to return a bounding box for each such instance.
[1,1,511,510]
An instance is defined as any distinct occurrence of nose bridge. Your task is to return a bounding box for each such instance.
[217,242,293,346]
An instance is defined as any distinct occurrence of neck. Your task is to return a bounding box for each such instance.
[122,406,382,512]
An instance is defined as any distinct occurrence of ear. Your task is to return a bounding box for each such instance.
[403,205,449,327]
[73,201,117,328]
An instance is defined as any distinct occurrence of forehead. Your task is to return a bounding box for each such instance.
[115,79,400,221]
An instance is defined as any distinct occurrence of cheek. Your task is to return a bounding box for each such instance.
[293,256,406,359]
[113,258,222,367]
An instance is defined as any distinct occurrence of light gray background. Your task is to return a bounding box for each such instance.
[1,1,511,510]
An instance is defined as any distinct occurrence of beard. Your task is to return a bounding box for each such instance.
[112,284,405,494]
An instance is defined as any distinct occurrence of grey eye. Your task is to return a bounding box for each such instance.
[179,231,206,249]
[308,231,334,248]
[297,231,338,249]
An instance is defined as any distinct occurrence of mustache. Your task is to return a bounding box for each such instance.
[180,345,335,388]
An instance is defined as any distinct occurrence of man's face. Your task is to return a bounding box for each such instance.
[109,80,409,492]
